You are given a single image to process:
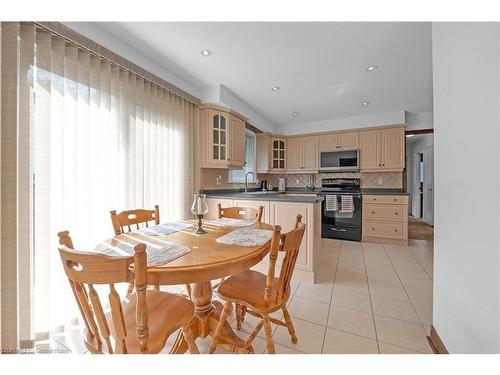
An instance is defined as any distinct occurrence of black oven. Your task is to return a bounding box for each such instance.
[320,178,362,241]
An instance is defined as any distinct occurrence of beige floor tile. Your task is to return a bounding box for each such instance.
[288,295,330,325]
[413,303,433,326]
[273,318,326,354]
[368,279,409,301]
[374,315,433,353]
[295,280,333,304]
[331,289,372,312]
[264,343,306,354]
[371,295,420,323]
[316,271,336,283]
[322,328,378,354]
[327,306,376,339]
[378,342,426,354]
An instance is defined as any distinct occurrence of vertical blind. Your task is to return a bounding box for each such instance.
[0,22,198,348]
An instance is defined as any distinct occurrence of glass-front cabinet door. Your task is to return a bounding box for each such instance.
[210,111,228,165]
[270,137,286,171]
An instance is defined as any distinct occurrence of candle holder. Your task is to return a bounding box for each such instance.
[194,214,207,234]
[191,194,208,234]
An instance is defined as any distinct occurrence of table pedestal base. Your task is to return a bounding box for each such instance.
[169,281,252,354]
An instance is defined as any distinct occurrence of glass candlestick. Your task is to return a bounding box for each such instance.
[191,194,208,234]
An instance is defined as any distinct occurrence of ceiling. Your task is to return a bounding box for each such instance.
[96,22,433,127]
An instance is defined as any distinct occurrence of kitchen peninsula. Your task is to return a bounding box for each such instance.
[202,189,323,283]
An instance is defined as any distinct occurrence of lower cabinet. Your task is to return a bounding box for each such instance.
[362,195,408,245]
[206,197,320,282]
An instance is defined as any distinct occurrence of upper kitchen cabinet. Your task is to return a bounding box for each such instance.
[286,136,318,173]
[359,125,405,172]
[270,137,287,172]
[228,115,246,167]
[198,104,247,169]
[319,131,358,151]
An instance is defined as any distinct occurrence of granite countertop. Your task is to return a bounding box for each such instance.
[200,188,324,203]
[361,188,409,195]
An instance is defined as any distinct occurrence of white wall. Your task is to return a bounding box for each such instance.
[432,22,500,353]
[62,22,203,99]
[405,111,434,130]
[276,111,406,136]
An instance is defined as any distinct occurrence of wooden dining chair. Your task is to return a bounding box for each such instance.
[217,204,264,222]
[208,215,306,354]
[57,231,199,354]
[110,205,160,235]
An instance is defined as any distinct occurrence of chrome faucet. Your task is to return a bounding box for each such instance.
[244,171,256,192]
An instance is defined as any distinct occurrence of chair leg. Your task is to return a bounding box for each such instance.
[182,325,199,354]
[262,314,276,354]
[241,305,247,322]
[282,306,298,343]
[235,303,242,330]
[185,284,192,299]
[208,301,232,354]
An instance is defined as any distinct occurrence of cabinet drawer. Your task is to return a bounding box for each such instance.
[363,195,408,205]
[363,221,406,239]
[363,204,407,222]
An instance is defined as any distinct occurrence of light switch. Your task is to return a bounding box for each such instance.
[378,177,383,185]
[216,175,223,185]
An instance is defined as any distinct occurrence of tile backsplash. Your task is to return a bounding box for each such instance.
[200,168,403,190]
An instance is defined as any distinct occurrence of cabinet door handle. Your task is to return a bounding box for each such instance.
[371,211,375,214]
[394,212,398,215]
[394,229,398,232]
[371,228,375,231]
[393,198,398,201]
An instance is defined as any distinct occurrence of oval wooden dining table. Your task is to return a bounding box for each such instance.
[95,220,274,354]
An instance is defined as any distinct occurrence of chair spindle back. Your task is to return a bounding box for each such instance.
[217,204,264,222]
[110,205,160,235]
[57,231,149,354]
[264,215,306,305]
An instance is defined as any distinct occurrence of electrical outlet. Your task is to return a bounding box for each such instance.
[378,177,383,185]
[216,175,223,185]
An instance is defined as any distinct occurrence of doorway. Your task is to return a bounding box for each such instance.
[406,132,434,240]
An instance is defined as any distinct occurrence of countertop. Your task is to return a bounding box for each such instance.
[200,189,324,203]
[200,187,408,203]
[360,188,409,196]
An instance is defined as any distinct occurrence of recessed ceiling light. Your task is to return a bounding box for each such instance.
[200,49,212,57]
[361,100,369,107]
[292,111,300,117]
[366,65,378,72]
[271,86,280,91]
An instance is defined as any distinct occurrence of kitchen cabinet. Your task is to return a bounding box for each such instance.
[256,133,271,173]
[198,104,247,169]
[359,126,405,172]
[286,135,318,173]
[269,137,287,172]
[229,115,245,167]
[319,131,358,151]
[362,194,408,245]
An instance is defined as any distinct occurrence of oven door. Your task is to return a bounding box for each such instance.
[321,193,362,241]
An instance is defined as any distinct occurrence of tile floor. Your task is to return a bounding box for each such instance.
[43,238,434,354]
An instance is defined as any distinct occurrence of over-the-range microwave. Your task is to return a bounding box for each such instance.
[319,149,359,172]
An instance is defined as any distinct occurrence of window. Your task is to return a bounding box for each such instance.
[228,129,257,183]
